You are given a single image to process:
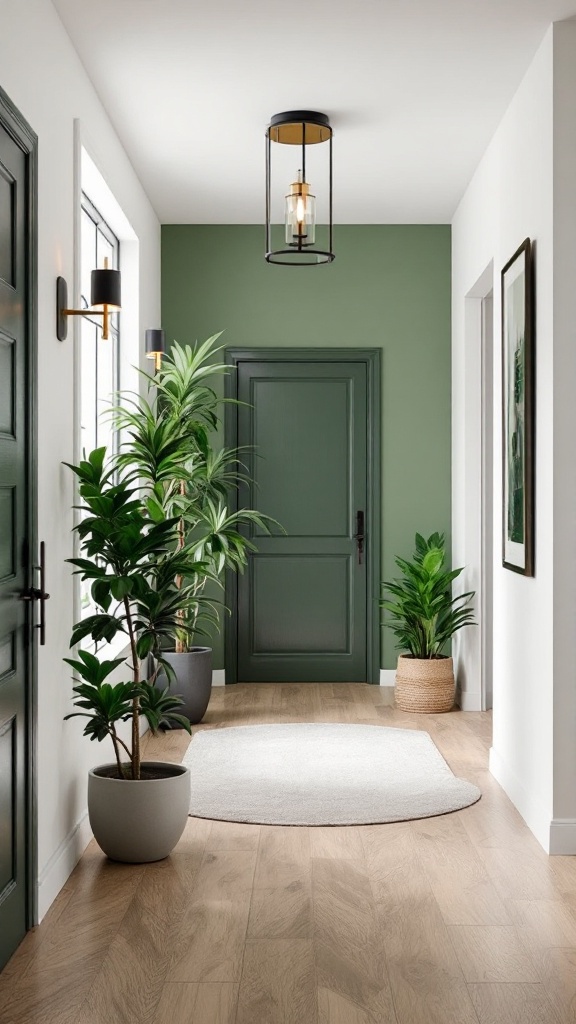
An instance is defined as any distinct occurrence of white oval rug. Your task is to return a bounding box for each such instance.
[182,723,481,825]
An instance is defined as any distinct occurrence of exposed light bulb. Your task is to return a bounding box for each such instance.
[285,168,316,249]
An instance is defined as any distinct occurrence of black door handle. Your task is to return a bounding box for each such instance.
[19,541,50,645]
[354,511,365,565]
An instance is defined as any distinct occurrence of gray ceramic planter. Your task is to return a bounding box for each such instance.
[158,647,213,724]
[88,761,190,862]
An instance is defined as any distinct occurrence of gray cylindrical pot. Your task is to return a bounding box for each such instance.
[159,647,213,724]
[88,761,190,863]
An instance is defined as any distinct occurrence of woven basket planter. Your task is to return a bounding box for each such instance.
[395,655,455,714]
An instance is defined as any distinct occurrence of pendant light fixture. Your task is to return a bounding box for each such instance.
[265,110,334,265]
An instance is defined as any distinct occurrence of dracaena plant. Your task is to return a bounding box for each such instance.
[64,447,218,779]
[113,334,276,653]
[380,532,476,659]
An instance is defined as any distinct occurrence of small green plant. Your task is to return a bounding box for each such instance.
[380,532,475,659]
[64,447,204,779]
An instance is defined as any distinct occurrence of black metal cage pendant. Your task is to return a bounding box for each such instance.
[265,110,334,266]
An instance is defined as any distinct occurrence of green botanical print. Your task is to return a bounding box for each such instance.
[507,275,525,545]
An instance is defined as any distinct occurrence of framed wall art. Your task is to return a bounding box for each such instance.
[501,237,534,576]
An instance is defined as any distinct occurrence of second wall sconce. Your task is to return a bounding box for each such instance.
[56,258,121,341]
[145,328,166,372]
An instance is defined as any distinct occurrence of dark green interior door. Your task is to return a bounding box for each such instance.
[235,358,369,682]
[0,97,35,972]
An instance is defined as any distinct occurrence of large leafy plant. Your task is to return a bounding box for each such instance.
[64,447,208,779]
[114,335,275,653]
[380,532,475,659]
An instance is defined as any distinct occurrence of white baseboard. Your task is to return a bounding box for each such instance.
[549,819,576,855]
[455,687,482,711]
[37,812,93,921]
[214,669,394,687]
[489,745,551,853]
[212,667,481,706]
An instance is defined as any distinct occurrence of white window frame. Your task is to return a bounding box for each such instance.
[78,195,121,621]
[79,192,121,460]
[73,127,140,653]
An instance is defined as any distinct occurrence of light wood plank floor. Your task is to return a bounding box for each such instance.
[2,684,576,1024]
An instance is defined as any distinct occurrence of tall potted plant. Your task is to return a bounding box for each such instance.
[64,446,205,862]
[380,532,476,713]
[114,335,274,723]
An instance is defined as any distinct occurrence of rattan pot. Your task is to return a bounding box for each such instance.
[395,654,455,713]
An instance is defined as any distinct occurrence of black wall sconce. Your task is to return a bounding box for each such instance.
[145,328,166,372]
[56,258,121,341]
[265,110,334,266]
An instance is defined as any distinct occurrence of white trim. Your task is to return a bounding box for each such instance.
[72,121,141,632]
[453,262,495,714]
[37,812,93,921]
[489,745,551,852]
[72,121,83,627]
[79,131,140,405]
[80,141,140,396]
[80,136,138,242]
[549,819,576,855]
[215,670,393,687]
[455,685,482,711]
[480,291,494,712]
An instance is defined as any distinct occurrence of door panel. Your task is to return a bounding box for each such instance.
[252,555,350,654]
[0,717,16,896]
[0,163,16,286]
[0,333,16,433]
[236,360,368,683]
[0,99,35,972]
[251,376,351,537]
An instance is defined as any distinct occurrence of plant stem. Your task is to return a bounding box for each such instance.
[115,734,132,762]
[190,575,202,640]
[177,481,186,551]
[123,594,141,780]
[110,725,127,779]
[175,479,186,655]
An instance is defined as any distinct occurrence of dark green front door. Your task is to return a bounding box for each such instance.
[0,93,37,971]
[228,352,380,683]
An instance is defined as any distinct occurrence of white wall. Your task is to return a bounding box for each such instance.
[551,22,576,850]
[452,21,576,853]
[0,0,160,916]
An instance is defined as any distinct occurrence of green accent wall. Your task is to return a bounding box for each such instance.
[161,224,451,671]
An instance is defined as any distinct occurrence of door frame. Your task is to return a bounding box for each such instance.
[224,347,381,685]
[458,262,494,711]
[0,85,38,928]
[480,292,494,710]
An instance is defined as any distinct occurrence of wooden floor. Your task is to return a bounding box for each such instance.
[2,684,576,1024]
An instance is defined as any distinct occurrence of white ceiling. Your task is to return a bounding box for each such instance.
[53,0,576,224]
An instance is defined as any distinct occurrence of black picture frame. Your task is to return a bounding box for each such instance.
[501,237,534,576]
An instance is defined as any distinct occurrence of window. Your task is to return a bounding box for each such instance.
[79,194,120,620]
[79,193,120,459]
[75,140,140,640]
